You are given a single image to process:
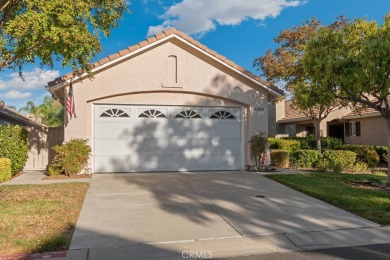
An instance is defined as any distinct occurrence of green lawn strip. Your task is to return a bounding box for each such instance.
[0,183,89,254]
[266,173,390,225]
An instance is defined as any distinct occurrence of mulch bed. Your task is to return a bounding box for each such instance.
[43,174,92,180]
[349,181,390,191]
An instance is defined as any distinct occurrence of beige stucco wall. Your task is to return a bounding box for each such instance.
[64,38,271,169]
[345,116,388,146]
[320,106,351,136]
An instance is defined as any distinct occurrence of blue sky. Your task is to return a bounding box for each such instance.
[0,0,389,109]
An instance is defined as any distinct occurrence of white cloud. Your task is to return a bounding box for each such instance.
[0,68,60,91]
[0,90,31,100]
[147,0,303,37]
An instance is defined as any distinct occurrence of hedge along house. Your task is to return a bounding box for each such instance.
[0,103,63,171]
[47,29,283,173]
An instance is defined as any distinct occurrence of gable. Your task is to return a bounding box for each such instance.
[48,29,283,102]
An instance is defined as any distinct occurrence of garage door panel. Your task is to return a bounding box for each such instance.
[94,138,240,156]
[94,105,242,172]
[94,153,241,172]
[94,122,115,138]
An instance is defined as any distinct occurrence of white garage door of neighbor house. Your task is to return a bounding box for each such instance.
[93,105,242,172]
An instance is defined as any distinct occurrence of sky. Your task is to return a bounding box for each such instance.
[0,0,389,109]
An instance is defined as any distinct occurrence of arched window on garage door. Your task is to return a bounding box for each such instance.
[210,110,236,119]
[138,109,167,118]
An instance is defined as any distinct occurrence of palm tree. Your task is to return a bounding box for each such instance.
[0,100,16,110]
[19,101,40,121]
[37,96,64,127]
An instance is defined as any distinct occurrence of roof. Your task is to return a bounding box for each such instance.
[0,105,47,128]
[47,28,283,100]
[342,106,381,119]
[278,100,310,123]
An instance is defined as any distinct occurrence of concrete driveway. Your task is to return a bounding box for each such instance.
[70,171,378,250]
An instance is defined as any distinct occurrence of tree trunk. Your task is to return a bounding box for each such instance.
[313,120,322,153]
[386,119,390,186]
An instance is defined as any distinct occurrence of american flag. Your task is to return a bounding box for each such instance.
[66,82,76,119]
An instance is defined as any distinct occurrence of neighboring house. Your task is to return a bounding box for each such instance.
[46,28,283,173]
[269,100,388,146]
[342,108,388,146]
[0,104,63,170]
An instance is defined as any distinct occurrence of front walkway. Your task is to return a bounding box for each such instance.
[0,171,91,185]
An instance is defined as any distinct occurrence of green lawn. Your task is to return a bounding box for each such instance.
[0,183,89,254]
[266,172,390,225]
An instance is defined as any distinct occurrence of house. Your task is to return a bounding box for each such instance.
[46,28,283,173]
[342,107,388,146]
[0,104,63,170]
[269,100,388,146]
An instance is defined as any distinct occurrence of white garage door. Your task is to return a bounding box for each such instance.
[93,105,242,172]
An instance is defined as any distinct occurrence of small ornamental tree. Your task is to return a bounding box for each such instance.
[303,13,390,185]
[248,131,268,167]
[254,18,346,152]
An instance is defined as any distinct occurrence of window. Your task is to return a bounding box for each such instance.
[209,110,235,119]
[286,124,295,136]
[138,109,167,118]
[100,109,130,118]
[175,110,201,118]
[345,122,361,137]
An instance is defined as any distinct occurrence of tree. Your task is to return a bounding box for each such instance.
[38,96,64,127]
[19,97,64,127]
[0,0,127,73]
[254,18,345,152]
[19,100,40,120]
[303,13,390,184]
[0,100,15,110]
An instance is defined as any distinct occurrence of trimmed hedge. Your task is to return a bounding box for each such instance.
[0,125,29,175]
[281,136,342,150]
[338,144,379,167]
[268,138,300,152]
[270,150,289,168]
[317,150,356,173]
[374,146,388,162]
[0,158,11,182]
[290,150,321,168]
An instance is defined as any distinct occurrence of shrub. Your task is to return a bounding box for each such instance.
[281,136,342,150]
[374,146,388,162]
[268,138,300,152]
[339,145,379,167]
[249,131,268,166]
[0,158,12,182]
[0,125,29,175]
[318,150,356,173]
[350,161,370,174]
[270,150,289,168]
[49,139,91,176]
[290,150,321,168]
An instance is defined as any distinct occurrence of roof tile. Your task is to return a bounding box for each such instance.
[146,36,157,44]
[108,53,121,61]
[98,57,110,66]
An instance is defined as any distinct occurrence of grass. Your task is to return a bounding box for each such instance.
[266,172,390,225]
[0,183,89,254]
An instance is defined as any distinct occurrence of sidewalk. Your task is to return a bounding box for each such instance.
[1,226,389,259]
[0,170,91,185]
